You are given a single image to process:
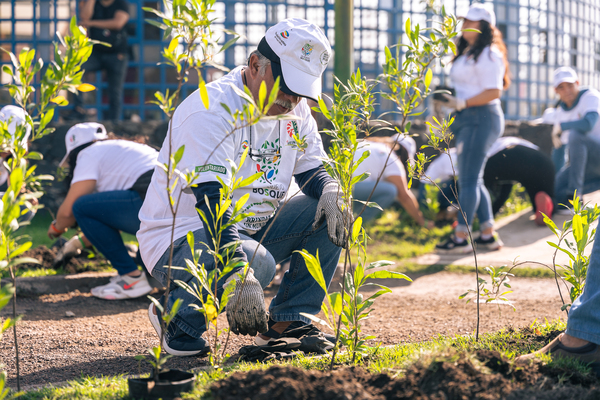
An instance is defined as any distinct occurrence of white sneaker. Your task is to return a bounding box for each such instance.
[91,272,153,300]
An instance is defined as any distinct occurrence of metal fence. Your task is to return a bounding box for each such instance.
[1,0,600,121]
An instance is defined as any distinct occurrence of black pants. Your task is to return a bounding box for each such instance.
[484,145,555,215]
[434,145,555,216]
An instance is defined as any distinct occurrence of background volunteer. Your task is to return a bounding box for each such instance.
[422,137,554,227]
[434,3,510,254]
[352,136,425,225]
[138,18,345,357]
[72,0,130,120]
[546,67,600,209]
[48,122,158,300]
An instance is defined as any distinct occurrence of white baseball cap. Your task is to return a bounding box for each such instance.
[0,105,31,149]
[60,122,107,167]
[462,3,496,27]
[259,18,331,103]
[553,66,578,88]
[390,133,417,160]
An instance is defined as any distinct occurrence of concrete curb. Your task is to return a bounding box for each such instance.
[3,272,114,296]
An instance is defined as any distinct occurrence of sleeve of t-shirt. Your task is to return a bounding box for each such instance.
[114,0,129,14]
[71,148,101,184]
[579,91,600,115]
[165,110,237,188]
[477,47,504,91]
[561,111,600,134]
[292,103,327,175]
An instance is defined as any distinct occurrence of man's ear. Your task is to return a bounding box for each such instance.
[247,54,261,79]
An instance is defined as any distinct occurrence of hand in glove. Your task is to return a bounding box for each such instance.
[442,94,467,112]
[53,235,84,267]
[226,268,268,336]
[313,182,352,248]
[551,122,563,149]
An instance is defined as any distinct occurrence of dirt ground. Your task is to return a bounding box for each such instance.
[0,266,569,389]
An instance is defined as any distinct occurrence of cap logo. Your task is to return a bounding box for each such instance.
[319,51,330,65]
[69,134,76,143]
[280,31,289,39]
[300,43,314,61]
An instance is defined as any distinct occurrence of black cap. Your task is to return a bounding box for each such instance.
[257,37,305,100]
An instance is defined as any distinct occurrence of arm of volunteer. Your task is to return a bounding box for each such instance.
[465,89,502,107]
[82,10,129,30]
[560,111,600,134]
[79,0,96,22]
[49,180,97,237]
[387,175,425,226]
[294,165,335,199]
[191,182,248,264]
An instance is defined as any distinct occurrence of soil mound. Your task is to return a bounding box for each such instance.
[209,350,600,400]
[20,245,107,274]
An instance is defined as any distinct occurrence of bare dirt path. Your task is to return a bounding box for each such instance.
[0,270,565,389]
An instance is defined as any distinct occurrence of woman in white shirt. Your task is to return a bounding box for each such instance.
[47,122,159,300]
[435,4,510,254]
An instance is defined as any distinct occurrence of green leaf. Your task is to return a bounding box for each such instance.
[352,217,362,242]
[173,145,185,165]
[424,68,432,89]
[295,249,327,293]
[199,77,210,110]
[367,270,412,281]
[258,80,267,111]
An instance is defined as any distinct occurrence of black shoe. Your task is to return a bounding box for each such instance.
[256,319,337,347]
[474,233,504,251]
[435,236,472,254]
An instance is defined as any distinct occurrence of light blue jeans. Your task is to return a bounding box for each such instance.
[72,190,143,275]
[554,131,600,205]
[453,104,504,234]
[353,180,398,223]
[566,231,600,345]
[151,194,343,339]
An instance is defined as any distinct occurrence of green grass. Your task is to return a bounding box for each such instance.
[16,319,592,400]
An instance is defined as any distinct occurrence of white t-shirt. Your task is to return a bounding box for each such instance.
[137,66,326,272]
[449,46,505,105]
[72,140,158,192]
[550,88,600,144]
[352,141,405,181]
[422,137,538,183]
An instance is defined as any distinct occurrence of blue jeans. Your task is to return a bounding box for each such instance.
[74,51,128,120]
[353,180,397,223]
[453,104,504,234]
[566,232,600,345]
[151,194,343,339]
[72,190,143,275]
[554,132,600,205]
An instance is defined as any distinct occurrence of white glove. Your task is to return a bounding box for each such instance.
[53,235,84,266]
[551,122,563,149]
[313,182,352,248]
[225,268,268,336]
[442,94,467,112]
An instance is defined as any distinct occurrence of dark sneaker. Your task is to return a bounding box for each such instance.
[435,236,472,254]
[534,191,553,226]
[516,334,600,368]
[148,303,209,357]
[474,232,503,251]
[255,319,336,348]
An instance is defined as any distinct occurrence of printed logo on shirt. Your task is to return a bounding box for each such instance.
[256,138,281,184]
[195,164,227,174]
[286,121,299,137]
[242,200,277,213]
[300,43,313,61]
